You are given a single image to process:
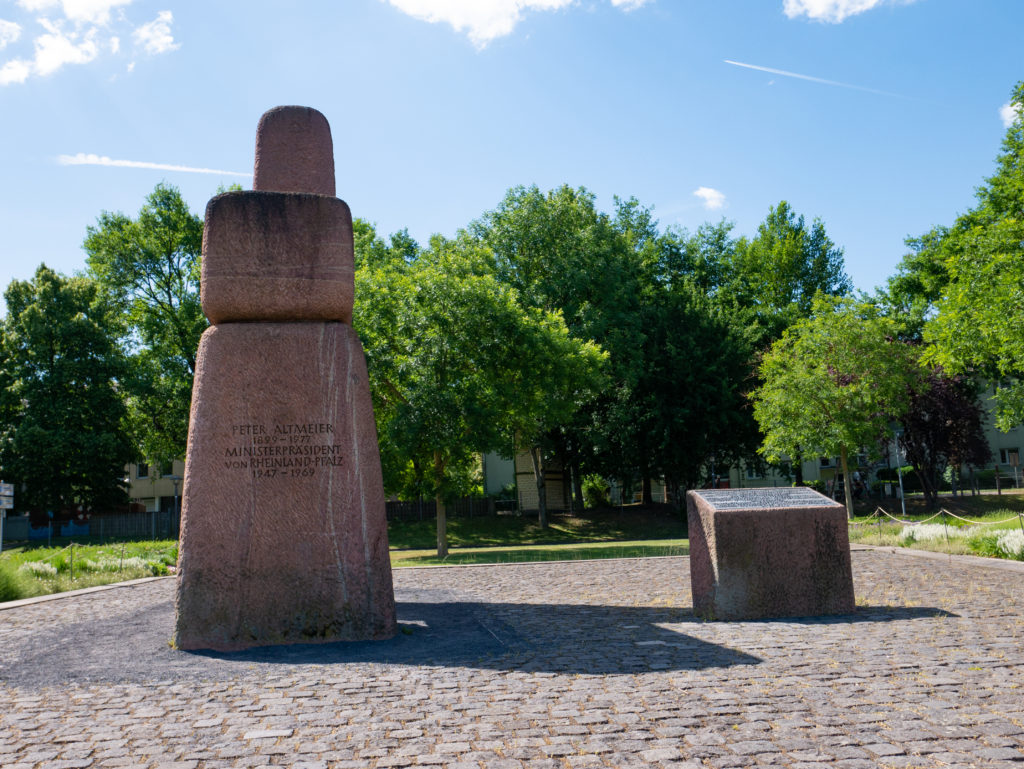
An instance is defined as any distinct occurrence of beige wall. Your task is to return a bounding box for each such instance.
[125,459,185,512]
[514,452,569,512]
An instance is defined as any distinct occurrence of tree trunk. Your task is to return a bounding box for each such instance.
[642,476,653,506]
[572,460,584,513]
[794,446,804,486]
[529,446,548,528]
[434,450,447,558]
[840,445,854,520]
[915,468,936,510]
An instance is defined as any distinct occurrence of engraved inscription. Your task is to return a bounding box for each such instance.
[223,422,344,478]
[693,486,838,510]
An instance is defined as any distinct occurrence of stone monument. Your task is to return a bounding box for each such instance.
[173,106,397,651]
[687,487,855,621]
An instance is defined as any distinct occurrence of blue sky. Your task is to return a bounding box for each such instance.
[0,0,1021,312]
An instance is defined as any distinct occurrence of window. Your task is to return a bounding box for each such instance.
[745,466,763,480]
[1000,448,1020,466]
[820,457,835,468]
[136,463,149,479]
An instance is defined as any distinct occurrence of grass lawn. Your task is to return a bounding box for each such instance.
[391,538,688,567]
[0,539,178,602]
[1,507,686,601]
[848,491,1024,560]
[388,506,686,550]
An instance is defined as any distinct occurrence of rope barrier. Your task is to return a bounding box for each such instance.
[36,544,73,563]
[937,509,1023,526]
[848,506,1023,529]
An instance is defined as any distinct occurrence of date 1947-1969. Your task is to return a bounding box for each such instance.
[253,467,316,479]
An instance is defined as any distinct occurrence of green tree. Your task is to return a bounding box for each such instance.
[0,266,132,517]
[724,201,852,344]
[354,224,605,554]
[473,186,645,505]
[877,227,952,342]
[83,183,206,463]
[752,296,918,518]
[626,282,759,499]
[923,81,1024,429]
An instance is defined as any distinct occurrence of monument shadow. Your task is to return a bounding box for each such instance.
[0,590,955,688]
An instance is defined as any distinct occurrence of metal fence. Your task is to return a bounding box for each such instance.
[16,510,182,543]
[4,498,516,545]
[385,497,517,521]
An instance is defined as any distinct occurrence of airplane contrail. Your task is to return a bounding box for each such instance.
[58,153,251,177]
[724,59,906,98]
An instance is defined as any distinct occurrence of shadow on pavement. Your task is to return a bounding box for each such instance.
[0,587,955,687]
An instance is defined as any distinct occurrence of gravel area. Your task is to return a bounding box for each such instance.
[1,549,1023,768]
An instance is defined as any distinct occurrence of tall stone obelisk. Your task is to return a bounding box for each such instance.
[173,106,396,651]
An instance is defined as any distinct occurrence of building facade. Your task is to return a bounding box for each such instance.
[124,459,186,513]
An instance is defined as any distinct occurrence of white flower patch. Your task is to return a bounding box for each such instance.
[996,530,1024,558]
[18,561,57,577]
[95,557,151,572]
[899,523,977,544]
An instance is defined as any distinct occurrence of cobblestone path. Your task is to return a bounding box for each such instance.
[1,548,1023,768]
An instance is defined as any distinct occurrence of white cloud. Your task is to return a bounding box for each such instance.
[132,10,178,55]
[33,19,98,76]
[782,0,914,23]
[693,187,726,210]
[1,1,178,86]
[17,0,132,26]
[1000,101,1021,129]
[0,57,31,84]
[0,19,22,50]
[58,152,251,177]
[383,0,649,48]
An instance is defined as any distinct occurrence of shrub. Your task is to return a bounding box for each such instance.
[582,475,610,509]
[0,560,31,602]
[968,532,1003,558]
[875,466,914,482]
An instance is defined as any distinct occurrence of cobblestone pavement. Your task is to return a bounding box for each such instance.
[2,548,1023,768]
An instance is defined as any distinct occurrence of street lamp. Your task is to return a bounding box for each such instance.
[889,422,907,519]
[165,475,182,521]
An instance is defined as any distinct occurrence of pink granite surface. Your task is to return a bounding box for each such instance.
[253,106,335,196]
[174,322,396,651]
[687,489,855,621]
[175,105,395,651]
[201,191,354,324]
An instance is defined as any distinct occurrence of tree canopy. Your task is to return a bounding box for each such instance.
[0,266,132,518]
[84,183,206,463]
[353,222,606,552]
[920,81,1024,429]
[721,200,851,344]
[897,369,990,509]
[753,296,918,517]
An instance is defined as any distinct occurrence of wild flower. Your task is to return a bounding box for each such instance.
[899,523,977,543]
[19,561,57,577]
[995,530,1024,558]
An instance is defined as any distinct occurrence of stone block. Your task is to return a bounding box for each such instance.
[254,105,335,196]
[174,322,396,650]
[687,487,855,620]
[201,191,354,324]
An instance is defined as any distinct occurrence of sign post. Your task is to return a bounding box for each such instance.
[0,481,13,555]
